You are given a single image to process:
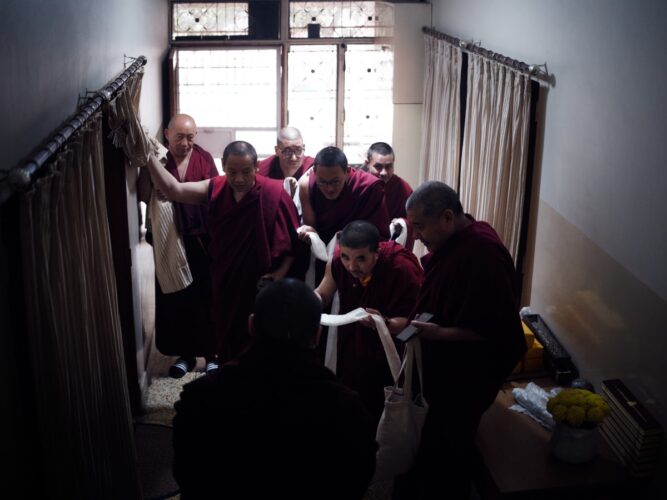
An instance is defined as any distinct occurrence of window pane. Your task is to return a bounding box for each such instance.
[287,45,337,156]
[235,130,277,159]
[289,1,394,39]
[343,44,393,164]
[173,2,280,40]
[173,3,249,39]
[176,48,278,129]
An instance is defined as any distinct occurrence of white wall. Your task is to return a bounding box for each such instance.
[431,0,667,493]
[392,2,432,188]
[0,0,168,172]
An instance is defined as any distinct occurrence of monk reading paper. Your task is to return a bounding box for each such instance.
[393,181,526,500]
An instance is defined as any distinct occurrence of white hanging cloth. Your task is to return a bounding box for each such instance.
[320,307,401,382]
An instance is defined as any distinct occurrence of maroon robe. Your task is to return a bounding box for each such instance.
[258,155,314,180]
[331,240,423,424]
[207,174,300,361]
[155,145,219,358]
[165,144,219,236]
[396,218,526,498]
[384,174,413,220]
[412,218,525,409]
[310,167,390,244]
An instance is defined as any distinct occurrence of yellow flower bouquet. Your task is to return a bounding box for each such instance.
[546,388,610,428]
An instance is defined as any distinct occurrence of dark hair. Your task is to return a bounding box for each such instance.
[339,220,380,252]
[253,279,322,348]
[313,146,348,172]
[223,140,258,164]
[367,142,394,160]
[406,180,463,216]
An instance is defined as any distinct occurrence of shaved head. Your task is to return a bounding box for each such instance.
[168,113,197,131]
[165,114,198,161]
[406,181,463,217]
[277,126,303,144]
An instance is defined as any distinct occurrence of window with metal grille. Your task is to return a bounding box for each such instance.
[169,1,394,165]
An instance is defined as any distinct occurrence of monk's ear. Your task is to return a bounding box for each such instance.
[439,208,454,227]
[254,160,259,171]
[248,313,256,337]
[163,128,171,144]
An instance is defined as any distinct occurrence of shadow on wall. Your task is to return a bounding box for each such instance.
[530,199,666,420]
[529,199,667,496]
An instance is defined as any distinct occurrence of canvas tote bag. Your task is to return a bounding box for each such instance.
[373,339,428,482]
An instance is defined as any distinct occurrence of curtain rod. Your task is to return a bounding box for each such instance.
[422,27,549,82]
[0,55,147,206]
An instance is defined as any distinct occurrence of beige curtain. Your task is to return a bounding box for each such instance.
[459,54,531,262]
[419,35,462,187]
[20,113,142,499]
[108,69,150,168]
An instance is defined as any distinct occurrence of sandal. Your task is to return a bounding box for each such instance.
[205,360,219,374]
[169,357,194,379]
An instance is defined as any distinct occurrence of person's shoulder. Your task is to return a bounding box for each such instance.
[467,220,504,247]
[461,220,513,262]
[192,143,214,161]
[395,174,413,193]
[348,167,383,191]
[207,174,228,199]
[302,156,315,169]
[258,155,277,174]
[379,240,421,271]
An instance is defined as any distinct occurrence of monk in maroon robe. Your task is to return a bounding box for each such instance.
[299,146,390,246]
[315,221,423,425]
[137,114,219,377]
[365,142,415,250]
[393,181,526,500]
[145,140,300,363]
[258,126,314,181]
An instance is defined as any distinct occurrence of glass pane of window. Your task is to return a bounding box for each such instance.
[176,48,279,129]
[173,2,280,40]
[343,44,393,164]
[235,130,277,159]
[172,2,249,39]
[287,45,338,156]
[289,1,394,39]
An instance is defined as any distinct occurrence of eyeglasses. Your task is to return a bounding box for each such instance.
[279,147,304,159]
[315,178,343,188]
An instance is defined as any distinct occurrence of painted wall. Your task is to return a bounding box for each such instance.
[0,0,168,491]
[430,0,667,492]
[392,2,432,189]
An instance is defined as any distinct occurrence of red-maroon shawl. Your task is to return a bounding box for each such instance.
[207,174,299,361]
[165,144,219,236]
[309,167,390,244]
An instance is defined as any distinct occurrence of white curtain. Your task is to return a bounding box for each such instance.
[459,53,531,262]
[20,113,142,498]
[419,35,462,187]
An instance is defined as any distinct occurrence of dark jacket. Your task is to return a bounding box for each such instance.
[173,340,378,499]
